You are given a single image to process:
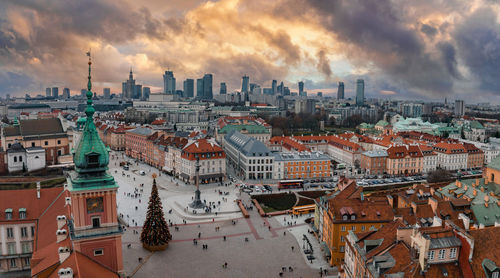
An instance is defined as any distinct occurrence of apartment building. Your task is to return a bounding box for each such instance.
[273,151,331,180]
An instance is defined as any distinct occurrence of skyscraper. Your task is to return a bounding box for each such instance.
[63,87,70,99]
[45,88,51,97]
[142,87,150,100]
[220,82,227,95]
[163,71,176,94]
[241,75,249,93]
[277,82,284,95]
[298,81,305,96]
[203,74,213,100]
[123,69,136,99]
[355,79,364,106]
[272,80,277,95]
[454,100,465,116]
[134,84,142,99]
[196,78,203,98]
[337,82,344,100]
[51,87,59,98]
[103,88,110,99]
[183,79,194,98]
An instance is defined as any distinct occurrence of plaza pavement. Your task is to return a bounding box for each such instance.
[110,151,338,277]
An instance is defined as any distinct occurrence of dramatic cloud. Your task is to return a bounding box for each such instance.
[0,0,499,102]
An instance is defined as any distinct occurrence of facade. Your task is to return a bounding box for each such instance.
[463,120,486,142]
[433,142,468,171]
[360,150,387,175]
[294,99,316,114]
[455,100,465,116]
[224,130,274,180]
[6,143,45,173]
[163,136,189,177]
[125,127,154,161]
[179,138,226,184]
[386,145,423,175]
[464,143,485,169]
[216,116,272,145]
[273,152,331,180]
[2,118,70,165]
[220,82,227,95]
[419,145,438,173]
[183,79,194,98]
[337,82,344,100]
[241,75,249,93]
[103,88,110,99]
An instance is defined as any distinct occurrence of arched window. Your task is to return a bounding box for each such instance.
[19,156,22,162]
[14,157,17,162]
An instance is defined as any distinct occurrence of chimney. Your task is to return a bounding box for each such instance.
[57,215,67,229]
[473,189,477,196]
[56,229,67,243]
[37,182,41,199]
[58,247,71,263]
[481,187,485,193]
[57,267,73,278]
[475,178,480,186]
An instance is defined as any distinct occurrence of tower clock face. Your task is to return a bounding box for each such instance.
[86,197,104,213]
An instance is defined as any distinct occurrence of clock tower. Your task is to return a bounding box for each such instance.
[67,53,123,273]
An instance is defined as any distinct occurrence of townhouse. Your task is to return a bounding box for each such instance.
[179,138,226,184]
[273,151,331,180]
[433,142,468,171]
[385,145,423,175]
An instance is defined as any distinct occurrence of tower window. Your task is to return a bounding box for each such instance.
[87,153,100,167]
[92,217,100,228]
[94,249,104,256]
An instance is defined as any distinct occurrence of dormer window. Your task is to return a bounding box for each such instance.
[343,214,348,220]
[86,153,100,168]
[351,214,356,220]
[19,208,26,219]
[5,209,13,220]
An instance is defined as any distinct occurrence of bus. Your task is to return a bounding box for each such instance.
[292,204,316,215]
[278,179,304,189]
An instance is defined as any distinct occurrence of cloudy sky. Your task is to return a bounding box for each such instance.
[0,0,499,103]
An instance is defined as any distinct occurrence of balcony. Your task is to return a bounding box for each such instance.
[68,220,122,240]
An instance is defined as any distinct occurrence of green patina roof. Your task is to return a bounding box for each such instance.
[375,120,389,127]
[69,55,116,191]
[437,178,500,227]
[469,120,484,129]
[218,124,269,134]
[358,123,374,129]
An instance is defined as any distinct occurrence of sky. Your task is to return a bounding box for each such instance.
[0,0,499,103]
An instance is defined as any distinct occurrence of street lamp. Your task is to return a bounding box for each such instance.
[189,156,205,209]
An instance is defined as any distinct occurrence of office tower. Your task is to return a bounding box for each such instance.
[202,74,213,100]
[283,87,290,96]
[277,82,284,95]
[317,92,323,97]
[355,79,364,106]
[196,78,203,98]
[337,82,344,100]
[163,71,176,94]
[134,84,142,99]
[46,88,51,97]
[454,100,465,116]
[249,83,257,93]
[272,80,277,94]
[252,85,261,95]
[241,75,249,93]
[142,87,150,100]
[219,82,227,95]
[51,87,59,98]
[183,79,194,98]
[63,88,70,99]
[103,88,110,99]
[298,81,305,96]
[122,69,136,99]
[81,89,86,97]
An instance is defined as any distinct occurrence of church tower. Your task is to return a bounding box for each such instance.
[67,53,123,273]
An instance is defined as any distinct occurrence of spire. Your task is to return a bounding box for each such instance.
[129,67,133,79]
[85,51,95,119]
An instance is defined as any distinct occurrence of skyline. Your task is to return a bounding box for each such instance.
[0,0,500,103]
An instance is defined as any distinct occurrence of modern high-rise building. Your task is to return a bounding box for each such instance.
[337,82,344,100]
[272,80,277,95]
[51,87,59,98]
[196,78,203,98]
[142,87,150,100]
[455,100,465,116]
[134,84,142,99]
[63,87,70,99]
[298,81,305,96]
[45,88,51,97]
[183,79,194,98]
[122,69,143,99]
[220,82,227,95]
[163,71,176,94]
[103,88,111,99]
[202,74,213,100]
[317,92,323,97]
[241,75,249,93]
[355,79,364,106]
[277,82,284,95]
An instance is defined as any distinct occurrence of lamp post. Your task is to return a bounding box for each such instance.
[189,156,205,209]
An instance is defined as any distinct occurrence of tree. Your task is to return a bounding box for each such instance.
[141,178,171,251]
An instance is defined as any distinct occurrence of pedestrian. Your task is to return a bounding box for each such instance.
[224,262,228,268]
[198,232,201,238]
[291,246,294,251]
[223,236,226,241]
[283,231,286,236]
[289,266,293,272]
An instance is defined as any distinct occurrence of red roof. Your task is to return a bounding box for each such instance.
[433,142,466,154]
[151,119,166,125]
[182,139,225,160]
[386,145,423,159]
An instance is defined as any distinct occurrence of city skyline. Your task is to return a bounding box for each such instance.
[0,0,499,103]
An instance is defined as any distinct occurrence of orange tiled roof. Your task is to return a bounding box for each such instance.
[433,142,466,154]
[386,145,423,159]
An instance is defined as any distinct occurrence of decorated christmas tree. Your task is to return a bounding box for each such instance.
[141,176,172,251]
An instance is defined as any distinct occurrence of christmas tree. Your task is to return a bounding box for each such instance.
[141,177,172,251]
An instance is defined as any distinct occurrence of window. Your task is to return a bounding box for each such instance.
[438,249,446,260]
[352,226,356,231]
[44,141,48,146]
[7,227,14,238]
[10,258,16,268]
[6,211,12,220]
[450,248,457,259]
[24,257,30,266]
[21,241,31,253]
[31,226,35,237]
[341,236,344,242]
[21,227,28,237]
[19,156,22,162]
[361,226,365,231]
[428,250,435,260]
[7,243,16,255]
[31,142,35,147]
[492,272,499,278]
[343,215,348,220]
[14,156,17,163]
[341,226,346,231]
[340,246,345,252]
[94,249,104,256]
[19,211,26,219]
[92,217,100,228]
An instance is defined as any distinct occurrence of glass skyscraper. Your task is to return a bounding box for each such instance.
[163,71,176,94]
[337,82,344,100]
[183,79,194,98]
[355,79,364,106]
